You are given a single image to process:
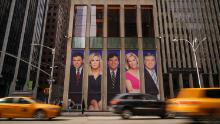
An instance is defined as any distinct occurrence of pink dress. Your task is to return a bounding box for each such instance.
[125,72,140,92]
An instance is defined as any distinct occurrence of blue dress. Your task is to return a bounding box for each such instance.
[88,75,101,105]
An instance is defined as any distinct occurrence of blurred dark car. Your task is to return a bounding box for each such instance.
[110,93,166,119]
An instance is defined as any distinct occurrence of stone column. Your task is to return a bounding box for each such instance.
[102,3,108,110]
[136,4,145,93]
[63,0,74,109]
[83,4,91,110]
[120,4,126,93]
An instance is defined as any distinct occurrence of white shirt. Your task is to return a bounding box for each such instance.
[75,66,83,75]
[110,69,117,77]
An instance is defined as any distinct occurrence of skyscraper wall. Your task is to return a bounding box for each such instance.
[156,0,220,97]
[0,0,49,97]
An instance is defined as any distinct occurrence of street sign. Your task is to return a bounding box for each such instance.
[47,79,55,82]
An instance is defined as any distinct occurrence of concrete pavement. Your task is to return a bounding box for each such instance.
[61,111,118,117]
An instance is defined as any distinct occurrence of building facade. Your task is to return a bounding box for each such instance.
[39,0,70,102]
[0,0,49,98]
[63,0,220,111]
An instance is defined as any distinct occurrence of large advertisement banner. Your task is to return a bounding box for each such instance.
[125,50,140,93]
[69,50,84,105]
[107,50,120,105]
[88,50,102,111]
[68,49,159,111]
[143,50,160,99]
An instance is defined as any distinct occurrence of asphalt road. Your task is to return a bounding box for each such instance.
[0,116,190,124]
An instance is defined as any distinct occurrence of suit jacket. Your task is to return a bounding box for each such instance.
[107,68,120,104]
[144,68,159,98]
[69,67,83,103]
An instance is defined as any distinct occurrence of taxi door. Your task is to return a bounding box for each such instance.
[13,98,34,118]
[0,98,19,118]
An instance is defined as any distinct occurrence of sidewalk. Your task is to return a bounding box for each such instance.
[61,111,118,117]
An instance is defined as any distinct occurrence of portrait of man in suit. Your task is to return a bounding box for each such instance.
[107,52,120,105]
[69,52,84,104]
[144,53,160,99]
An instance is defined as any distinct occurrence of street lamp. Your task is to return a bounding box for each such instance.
[31,44,55,104]
[172,37,207,88]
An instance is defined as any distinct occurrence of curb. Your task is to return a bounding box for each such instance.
[61,112,118,117]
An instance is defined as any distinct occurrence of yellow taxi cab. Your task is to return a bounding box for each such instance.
[166,88,220,118]
[0,96,61,120]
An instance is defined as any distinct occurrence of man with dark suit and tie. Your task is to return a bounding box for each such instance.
[69,52,84,104]
[144,53,160,99]
[107,53,120,105]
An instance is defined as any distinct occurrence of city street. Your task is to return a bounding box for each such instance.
[0,116,190,124]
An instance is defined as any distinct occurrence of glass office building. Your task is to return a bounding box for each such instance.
[0,0,49,98]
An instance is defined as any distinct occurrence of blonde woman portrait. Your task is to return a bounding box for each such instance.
[125,52,140,93]
[88,52,102,110]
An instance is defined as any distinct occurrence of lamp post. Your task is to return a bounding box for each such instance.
[32,44,55,104]
[172,37,206,88]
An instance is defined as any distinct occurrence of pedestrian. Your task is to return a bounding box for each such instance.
[58,101,63,107]
[81,99,85,115]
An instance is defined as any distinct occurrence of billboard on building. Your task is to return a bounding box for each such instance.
[87,50,102,110]
[143,50,160,99]
[69,50,84,104]
[107,50,120,105]
[125,50,140,93]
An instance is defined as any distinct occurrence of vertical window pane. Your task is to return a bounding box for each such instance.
[142,37,156,49]
[72,6,87,48]
[107,5,120,37]
[72,37,85,48]
[141,5,154,37]
[125,5,137,49]
[125,37,138,49]
[90,5,103,48]
[90,37,103,48]
[107,5,120,48]
[125,5,137,37]
[107,37,121,48]
[90,5,103,37]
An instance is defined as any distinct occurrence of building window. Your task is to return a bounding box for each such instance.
[72,5,87,48]
[141,5,154,37]
[125,5,137,49]
[107,5,120,48]
[125,5,137,37]
[90,5,104,48]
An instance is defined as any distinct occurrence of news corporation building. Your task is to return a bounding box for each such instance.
[0,0,219,111]
[62,0,220,110]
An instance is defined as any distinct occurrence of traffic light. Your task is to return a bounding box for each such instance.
[43,88,49,95]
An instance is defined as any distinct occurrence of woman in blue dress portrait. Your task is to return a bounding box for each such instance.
[88,52,102,110]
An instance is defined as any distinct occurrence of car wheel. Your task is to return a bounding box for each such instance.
[166,112,176,119]
[160,115,166,119]
[121,109,132,119]
[33,110,46,120]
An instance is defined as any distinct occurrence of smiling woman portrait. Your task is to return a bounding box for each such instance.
[88,52,103,110]
[125,52,140,93]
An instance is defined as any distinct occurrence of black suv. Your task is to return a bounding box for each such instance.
[110,93,166,119]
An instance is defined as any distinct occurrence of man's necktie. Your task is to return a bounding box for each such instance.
[76,69,80,81]
[111,71,116,88]
[151,71,159,90]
